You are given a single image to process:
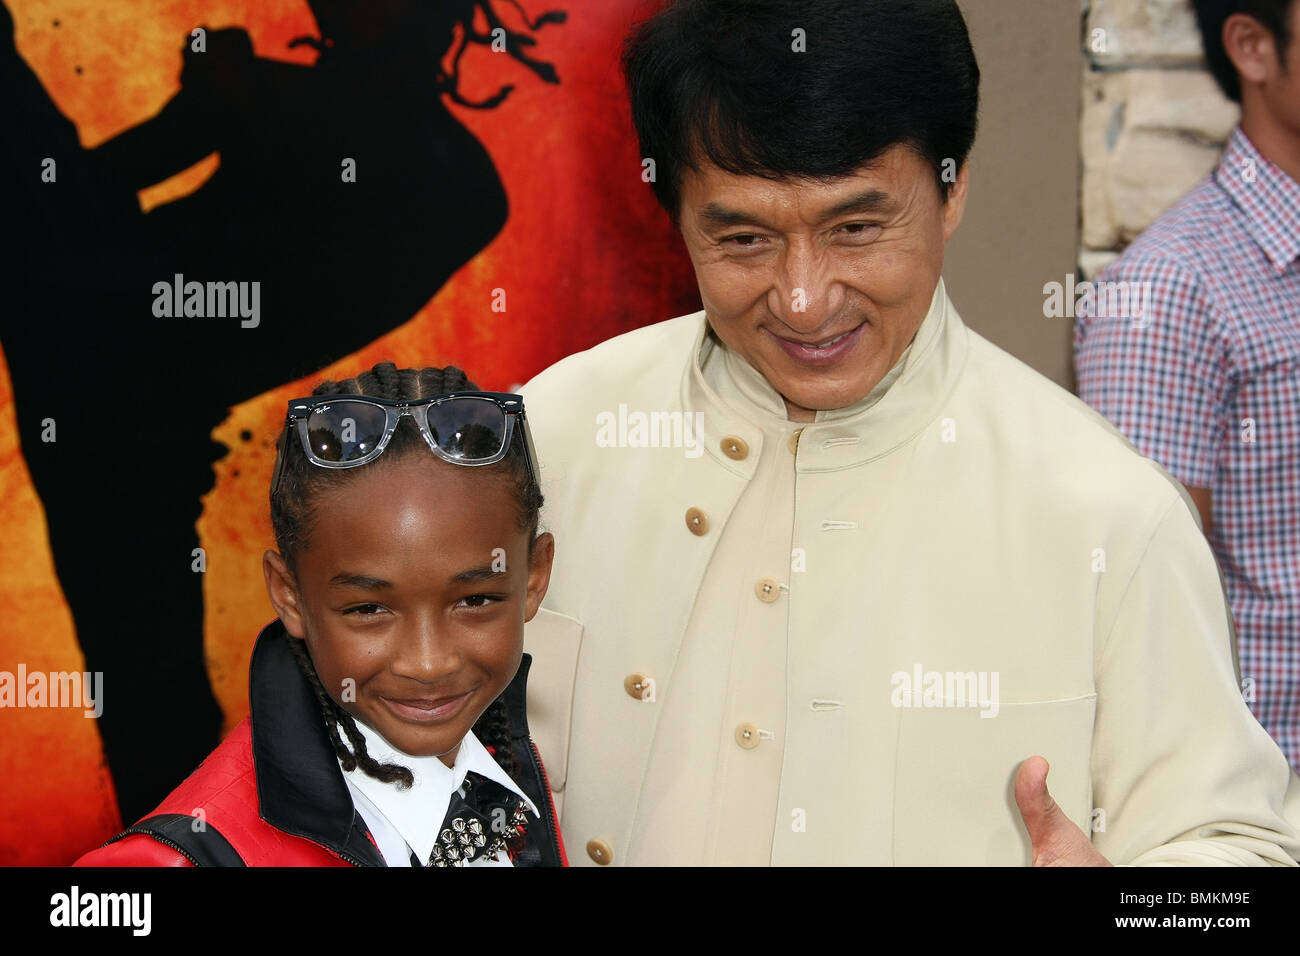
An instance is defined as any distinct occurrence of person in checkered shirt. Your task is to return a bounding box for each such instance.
[1076,0,1300,772]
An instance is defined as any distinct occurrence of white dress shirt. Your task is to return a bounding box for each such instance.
[338,721,540,867]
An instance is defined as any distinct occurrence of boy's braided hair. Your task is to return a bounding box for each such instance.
[270,361,542,787]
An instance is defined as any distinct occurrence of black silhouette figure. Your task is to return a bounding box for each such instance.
[0,0,564,825]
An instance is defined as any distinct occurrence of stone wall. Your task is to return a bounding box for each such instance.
[1080,0,1241,278]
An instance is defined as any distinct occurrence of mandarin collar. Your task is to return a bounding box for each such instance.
[682,278,969,474]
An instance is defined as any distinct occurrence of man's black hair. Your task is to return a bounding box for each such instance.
[622,0,981,220]
[1193,0,1296,102]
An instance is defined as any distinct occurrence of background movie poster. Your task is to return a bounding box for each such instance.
[0,0,699,864]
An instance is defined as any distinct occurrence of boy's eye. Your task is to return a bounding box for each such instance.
[342,603,387,617]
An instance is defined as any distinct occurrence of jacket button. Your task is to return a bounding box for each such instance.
[754,577,782,603]
[685,507,709,536]
[721,435,749,460]
[735,722,760,750]
[624,673,654,701]
[587,838,614,865]
[788,428,804,455]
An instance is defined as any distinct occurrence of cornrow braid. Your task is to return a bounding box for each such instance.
[287,628,520,787]
[284,630,415,789]
[471,696,517,779]
[269,360,542,786]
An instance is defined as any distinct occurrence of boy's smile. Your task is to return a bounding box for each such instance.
[264,452,553,768]
[381,690,475,724]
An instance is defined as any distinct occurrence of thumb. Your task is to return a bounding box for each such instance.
[1015,756,1057,832]
[1015,755,1078,865]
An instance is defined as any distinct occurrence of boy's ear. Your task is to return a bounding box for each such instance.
[263,549,307,638]
[523,532,555,623]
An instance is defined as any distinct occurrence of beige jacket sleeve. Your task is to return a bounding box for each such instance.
[1091,494,1300,866]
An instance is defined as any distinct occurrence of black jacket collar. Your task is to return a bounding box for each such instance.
[248,619,386,865]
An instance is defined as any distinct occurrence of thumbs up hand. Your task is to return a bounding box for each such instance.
[1015,756,1112,867]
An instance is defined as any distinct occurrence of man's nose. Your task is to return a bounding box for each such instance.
[770,240,845,332]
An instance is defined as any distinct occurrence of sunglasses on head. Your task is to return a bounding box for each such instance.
[270,391,537,497]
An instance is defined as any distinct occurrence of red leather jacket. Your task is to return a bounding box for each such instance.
[74,620,567,867]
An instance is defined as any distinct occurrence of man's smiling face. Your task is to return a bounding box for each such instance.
[678,145,969,421]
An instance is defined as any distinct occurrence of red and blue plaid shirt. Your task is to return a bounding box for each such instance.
[1075,127,1300,771]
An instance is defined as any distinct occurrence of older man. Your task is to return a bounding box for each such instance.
[520,0,1300,865]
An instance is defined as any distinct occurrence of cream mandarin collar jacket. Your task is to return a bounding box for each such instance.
[519,279,1300,866]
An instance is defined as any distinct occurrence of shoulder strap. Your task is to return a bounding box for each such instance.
[108,813,247,867]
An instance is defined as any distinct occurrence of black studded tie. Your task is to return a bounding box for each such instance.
[428,770,532,866]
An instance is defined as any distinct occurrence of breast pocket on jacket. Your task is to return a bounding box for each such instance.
[892,695,1097,866]
[522,608,585,820]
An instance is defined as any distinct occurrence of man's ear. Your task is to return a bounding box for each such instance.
[523,531,555,623]
[263,549,307,638]
[1223,12,1277,88]
[941,161,970,241]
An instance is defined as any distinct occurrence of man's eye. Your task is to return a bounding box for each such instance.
[458,594,502,609]
[838,222,883,238]
[723,234,765,247]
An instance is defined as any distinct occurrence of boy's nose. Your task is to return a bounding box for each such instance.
[390,619,461,682]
